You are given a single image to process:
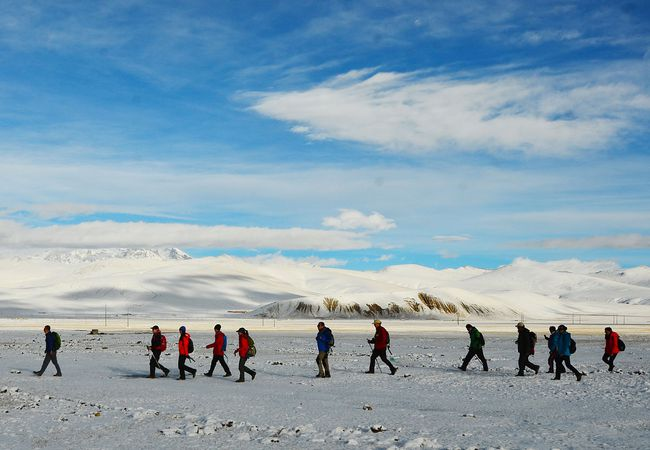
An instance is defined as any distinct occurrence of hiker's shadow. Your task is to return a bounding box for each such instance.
[107,367,151,379]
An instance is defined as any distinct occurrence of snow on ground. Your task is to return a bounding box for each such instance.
[1,328,649,449]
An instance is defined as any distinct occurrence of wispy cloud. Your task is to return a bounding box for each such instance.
[0,220,371,251]
[516,234,650,249]
[433,235,471,242]
[322,209,396,232]
[243,253,347,268]
[250,66,650,155]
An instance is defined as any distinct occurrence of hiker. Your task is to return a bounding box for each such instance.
[366,319,398,375]
[552,324,582,381]
[603,327,621,372]
[515,322,539,376]
[315,321,334,378]
[33,325,62,377]
[205,324,232,377]
[177,326,196,380]
[234,327,256,383]
[458,324,488,371]
[147,325,169,378]
[544,326,564,374]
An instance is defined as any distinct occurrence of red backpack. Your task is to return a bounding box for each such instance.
[160,335,167,352]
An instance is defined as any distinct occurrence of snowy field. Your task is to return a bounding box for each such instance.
[1,328,649,449]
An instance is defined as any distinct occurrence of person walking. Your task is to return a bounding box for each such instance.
[33,325,62,377]
[234,328,256,383]
[147,325,170,378]
[315,321,334,378]
[515,322,539,376]
[205,324,232,377]
[552,324,582,381]
[366,319,398,375]
[544,326,564,374]
[458,324,488,372]
[603,327,621,372]
[177,326,196,380]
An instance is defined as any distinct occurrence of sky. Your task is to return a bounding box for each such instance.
[1,0,649,270]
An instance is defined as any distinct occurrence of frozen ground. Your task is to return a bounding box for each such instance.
[1,328,649,449]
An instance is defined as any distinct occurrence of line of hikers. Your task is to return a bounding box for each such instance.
[34,321,624,381]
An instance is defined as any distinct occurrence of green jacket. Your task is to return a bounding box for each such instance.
[469,327,483,350]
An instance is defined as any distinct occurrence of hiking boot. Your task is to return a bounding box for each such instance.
[53,373,62,377]
[316,374,325,378]
[390,367,398,376]
[483,367,488,372]
[33,371,42,376]
[204,373,212,377]
[192,371,196,378]
[547,370,554,373]
[516,372,524,377]
[147,375,155,379]
[223,373,232,377]
[457,366,466,371]
[251,371,256,380]
[163,369,170,377]
[235,379,244,383]
[534,366,539,375]
[553,376,561,380]
[576,373,582,382]
[608,365,614,372]
[324,373,331,378]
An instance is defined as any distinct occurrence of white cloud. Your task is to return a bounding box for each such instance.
[517,234,650,249]
[322,209,396,232]
[250,68,650,155]
[432,235,471,242]
[0,220,371,251]
[377,254,393,262]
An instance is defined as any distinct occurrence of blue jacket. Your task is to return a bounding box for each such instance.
[45,332,55,353]
[547,331,558,351]
[316,327,333,352]
[554,331,572,356]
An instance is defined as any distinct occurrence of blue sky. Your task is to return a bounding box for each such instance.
[1,0,649,269]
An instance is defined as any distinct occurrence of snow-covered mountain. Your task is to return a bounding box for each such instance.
[0,251,649,320]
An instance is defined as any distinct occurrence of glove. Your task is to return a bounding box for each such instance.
[367,339,372,344]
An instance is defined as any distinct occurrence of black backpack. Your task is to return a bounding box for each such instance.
[569,338,576,354]
[529,331,537,354]
[187,337,194,354]
[618,337,626,352]
[479,332,485,346]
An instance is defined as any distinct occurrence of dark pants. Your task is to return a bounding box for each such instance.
[602,352,617,371]
[548,351,565,373]
[316,351,330,376]
[38,351,61,375]
[369,349,396,373]
[178,355,195,379]
[238,356,256,381]
[149,351,168,377]
[555,355,580,379]
[461,347,488,370]
[207,355,231,376]
[517,353,539,375]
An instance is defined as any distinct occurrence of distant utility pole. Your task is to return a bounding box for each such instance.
[104,304,107,327]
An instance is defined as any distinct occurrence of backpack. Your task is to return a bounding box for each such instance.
[479,332,485,347]
[569,338,576,354]
[187,337,194,354]
[529,331,537,355]
[246,335,256,357]
[222,334,228,352]
[52,332,61,351]
[618,337,626,352]
[160,335,167,352]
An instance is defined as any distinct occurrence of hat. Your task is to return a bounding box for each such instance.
[237,327,246,333]
[373,319,382,325]
[151,325,160,330]
[558,324,567,330]
[516,322,524,328]
[179,326,186,333]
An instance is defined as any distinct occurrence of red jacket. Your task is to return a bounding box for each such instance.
[236,333,249,358]
[178,333,191,356]
[605,331,620,355]
[371,326,389,350]
[206,331,225,356]
[150,333,167,352]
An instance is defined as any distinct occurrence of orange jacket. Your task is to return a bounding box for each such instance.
[236,333,249,358]
[206,331,225,356]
